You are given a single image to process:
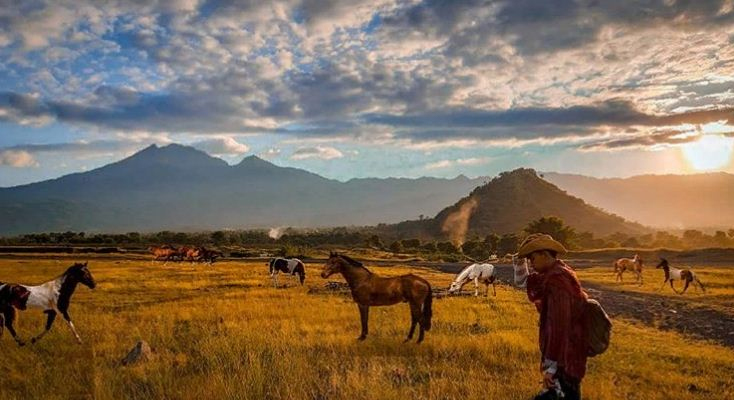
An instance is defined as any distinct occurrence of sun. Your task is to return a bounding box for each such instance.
[681,134,734,171]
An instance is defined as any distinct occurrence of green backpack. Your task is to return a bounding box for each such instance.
[585,298,612,357]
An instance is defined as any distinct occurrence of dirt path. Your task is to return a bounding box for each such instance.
[581,282,734,348]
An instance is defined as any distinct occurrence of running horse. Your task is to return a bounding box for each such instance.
[320,252,433,343]
[656,258,706,295]
[149,245,179,264]
[0,262,96,346]
[613,254,644,284]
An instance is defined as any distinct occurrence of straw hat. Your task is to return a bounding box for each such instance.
[517,233,567,258]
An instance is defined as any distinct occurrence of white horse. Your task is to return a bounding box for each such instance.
[448,263,497,296]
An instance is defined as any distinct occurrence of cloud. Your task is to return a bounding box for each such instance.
[424,160,452,170]
[290,146,344,160]
[0,150,38,168]
[191,137,250,156]
[2,0,734,158]
[425,156,492,170]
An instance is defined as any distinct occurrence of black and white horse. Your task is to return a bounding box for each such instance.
[0,262,96,346]
[267,258,306,287]
[656,258,705,294]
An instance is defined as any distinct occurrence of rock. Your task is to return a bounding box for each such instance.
[122,340,153,365]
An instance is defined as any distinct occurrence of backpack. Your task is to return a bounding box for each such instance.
[584,298,612,357]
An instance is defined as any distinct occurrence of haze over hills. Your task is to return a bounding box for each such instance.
[0,144,489,235]
[543,172,734,229]
[379,169,651,241]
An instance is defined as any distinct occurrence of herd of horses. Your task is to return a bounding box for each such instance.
[0,251,708,346]
[149,245,223,264]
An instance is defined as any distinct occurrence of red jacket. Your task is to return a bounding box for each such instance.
[527,260,589,380]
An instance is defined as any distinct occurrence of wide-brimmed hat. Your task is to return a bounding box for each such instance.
[517,233,567,258]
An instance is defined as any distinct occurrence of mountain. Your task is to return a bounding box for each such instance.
[543,172,734,229]
[0,144,489,235]
[379,168,650,240]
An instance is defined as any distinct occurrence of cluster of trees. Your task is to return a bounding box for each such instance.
[3,217,734,254]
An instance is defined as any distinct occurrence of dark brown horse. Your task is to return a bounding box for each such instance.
[320,252,433,343]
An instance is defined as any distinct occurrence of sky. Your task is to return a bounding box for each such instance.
[2,0,734,187]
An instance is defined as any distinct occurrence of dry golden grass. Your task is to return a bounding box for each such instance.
[1,258,733,400]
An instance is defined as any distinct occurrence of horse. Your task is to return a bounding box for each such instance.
[448,263,497,296]
[512,254,530,288]
[198,248,223,265]
[0,283,30,343]
[656,258,705,295]
[178,246,200,263]
[614,254,644,284]
[0,262,96,346]
[149,245,179,264]
[320,252,432,343]
[267,257,305,287]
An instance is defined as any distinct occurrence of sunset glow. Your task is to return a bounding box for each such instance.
[682,134,734,171]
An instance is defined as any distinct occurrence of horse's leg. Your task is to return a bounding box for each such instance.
[492,281,497,297]
[357,304,369,341]
[405,303,420,342]
[60,310,82,344]
[670,280,679,294]
[473,277,479,297]
[31,310,56,344]
[3,307,24,346]
[681,279,691,295]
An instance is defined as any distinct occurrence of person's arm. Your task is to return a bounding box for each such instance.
[541,282,574,368]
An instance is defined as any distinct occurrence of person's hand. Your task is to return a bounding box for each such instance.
[543,372,556,389]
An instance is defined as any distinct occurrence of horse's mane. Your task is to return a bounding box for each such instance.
[338,254,363,267]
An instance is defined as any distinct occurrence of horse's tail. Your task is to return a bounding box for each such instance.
[696,276,706,292]
[298,261,306,285]
[422,286,433,331]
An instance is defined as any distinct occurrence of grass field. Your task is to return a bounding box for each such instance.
[1,257,733,400]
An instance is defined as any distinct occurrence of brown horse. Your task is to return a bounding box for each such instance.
[320,252,433,343]
[613,254,643,285]
[149,245,178,264]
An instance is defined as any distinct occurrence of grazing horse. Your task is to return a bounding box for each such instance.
[448,263,497,296]
[656,258,705,295]
[614,254,644,284]
[1,262,96,346]
[512,254,530,288]
[320,252,433,343]
[149,245,179,264]
[268,257,305,287]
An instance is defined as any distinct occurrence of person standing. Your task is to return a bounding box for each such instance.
[517,233,589,400]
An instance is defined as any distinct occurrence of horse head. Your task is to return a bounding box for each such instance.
[321,252,344,278]
[66,262,97,289]
[656,258,668,269]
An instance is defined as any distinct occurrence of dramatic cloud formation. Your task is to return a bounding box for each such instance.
[1,1,734,182]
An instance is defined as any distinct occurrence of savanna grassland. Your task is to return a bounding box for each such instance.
[1,256,733,400]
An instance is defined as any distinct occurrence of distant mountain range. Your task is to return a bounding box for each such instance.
[543,172,734,229]
[0,144,488,235]
[378,168,650,240]
[1,144,728,236]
